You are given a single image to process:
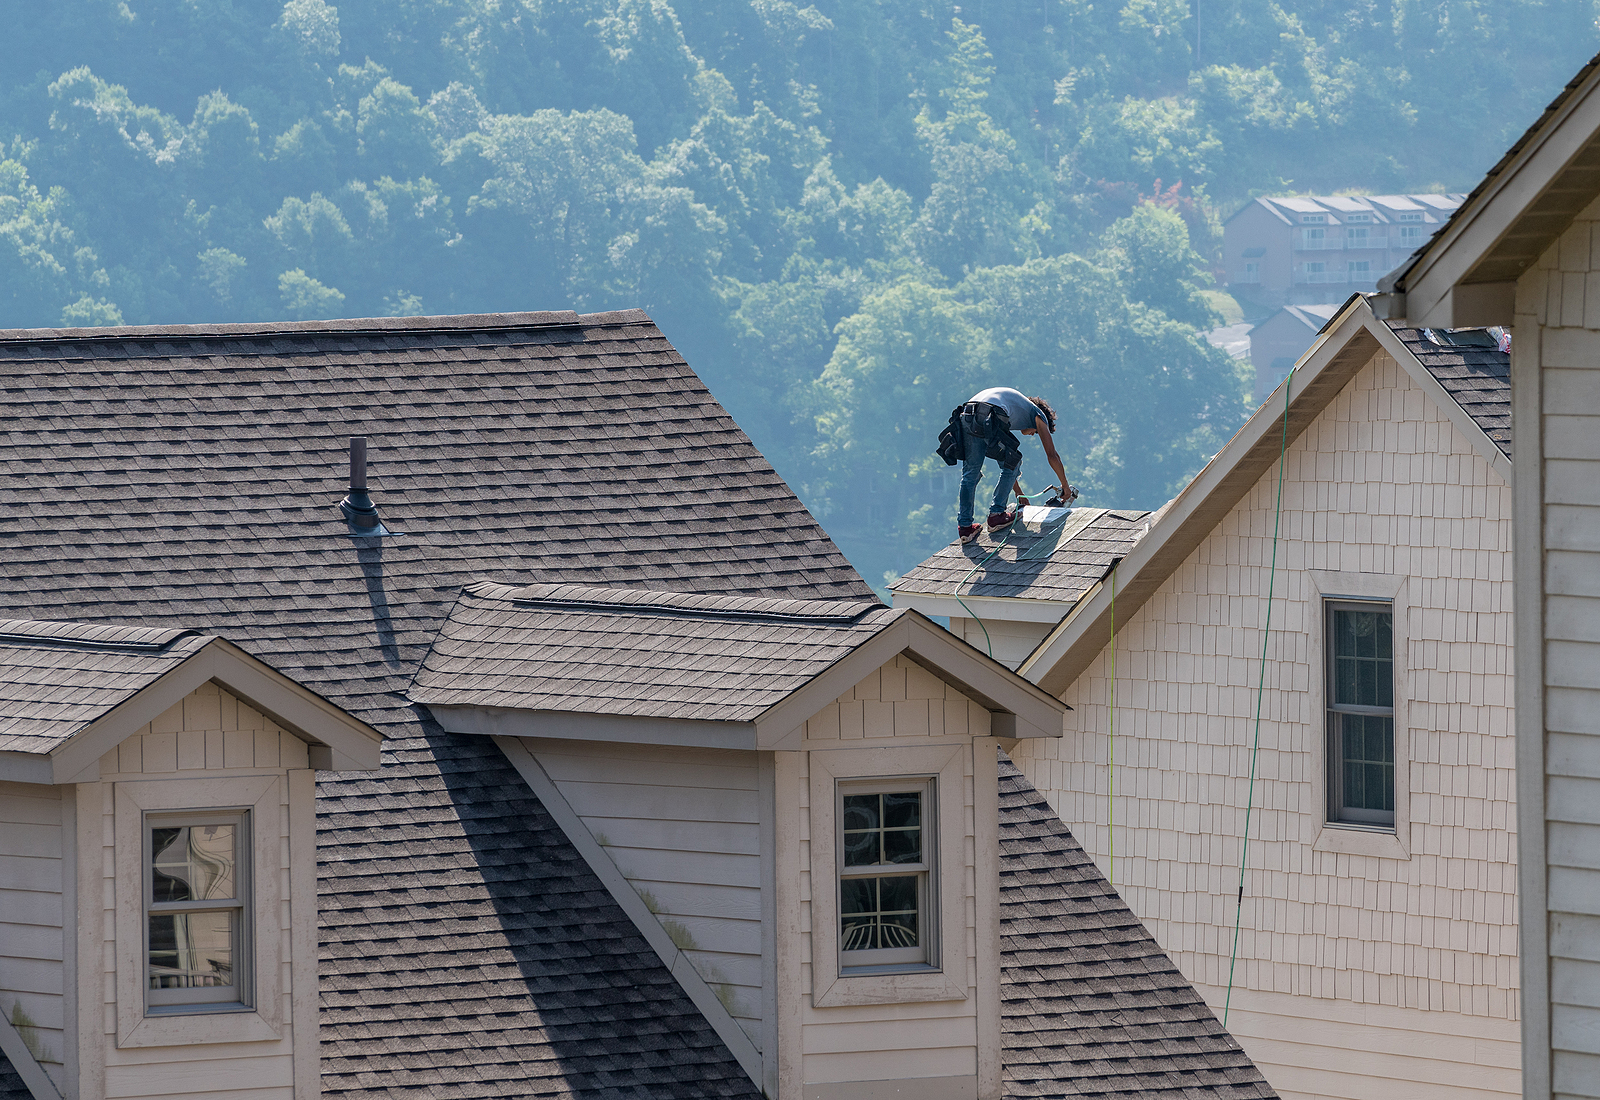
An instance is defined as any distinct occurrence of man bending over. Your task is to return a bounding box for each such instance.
[950,387,1075,544]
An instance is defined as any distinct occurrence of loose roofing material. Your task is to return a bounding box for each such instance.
[997,755,1277,1099]
[410,581,897,721]
[0,310,860,1094]
[0,618,207,754]
[891,508,1152,604]
[1385,323,1512,459]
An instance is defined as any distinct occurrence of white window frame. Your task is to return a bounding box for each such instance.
[144,810,252,1012]
[1308,570,1411,860]
[836,778,936,970]
[114,775,284,1047]
[808,744,969,1008]
[1324,599,1397,827]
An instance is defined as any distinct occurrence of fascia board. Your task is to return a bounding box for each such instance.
[1366,322,1514,485]
[1403,64,1600,321]
[1019,296,1378,695]
[0,751,54,785]
[48,640,385,782]
[753,614,1067,749]
[890,590,1071,624]
[431,703,758,751]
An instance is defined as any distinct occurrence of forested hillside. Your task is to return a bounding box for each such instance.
[3,1,1595,588]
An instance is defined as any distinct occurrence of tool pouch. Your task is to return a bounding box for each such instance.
[936,407,965,466]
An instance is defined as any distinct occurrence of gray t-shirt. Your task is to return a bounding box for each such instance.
[970,387,1043,432]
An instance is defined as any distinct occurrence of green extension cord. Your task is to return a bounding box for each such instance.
[1224,367,1295,1027]
[954,497,1072,658]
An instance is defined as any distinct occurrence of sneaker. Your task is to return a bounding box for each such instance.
[986,508,1016,533]
[958,523,982,545]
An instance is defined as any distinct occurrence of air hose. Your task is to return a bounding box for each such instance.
[1224,367,1294,1026]
[953,495,1072,659]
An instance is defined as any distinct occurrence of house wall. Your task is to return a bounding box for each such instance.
[0,780,66,1083]
[81,682,312,1100]
[1249,311,1320,404]
[1224,203,1293,310]
[777,654,998,1099]
[1514,205,1600,1100]
[524,738,766,1047]
[1011,349,1521,1100]
[948,616,1053,671]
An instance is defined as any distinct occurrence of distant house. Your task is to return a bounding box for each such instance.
[893,297,1520,1100]
[1378,49,1600,1100]
[1225,194,1465,313]
[0,312,1276,1099]
[1248,303,1338,403]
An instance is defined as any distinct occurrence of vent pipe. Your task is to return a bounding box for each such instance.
[340,437,393,536]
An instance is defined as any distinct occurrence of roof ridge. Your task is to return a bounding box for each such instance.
[0,618,207,655]
[463,580,884,625]
[0,308,660,345]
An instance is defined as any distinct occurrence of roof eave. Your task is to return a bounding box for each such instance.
[890,590,1077,624]
[1388,54,1600,327]
[22,637,386,784]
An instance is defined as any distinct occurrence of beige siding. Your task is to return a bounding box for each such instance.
[89,683,305,1100]
[948,616,1054,671]
[0,780,66,1079]
[1517,212,1600,1100]
[1013,350,1519,1100]
[527,739,766,1045]
[793,655,985,1090]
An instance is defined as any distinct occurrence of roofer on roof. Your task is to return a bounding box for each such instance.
[936,387,1076,546]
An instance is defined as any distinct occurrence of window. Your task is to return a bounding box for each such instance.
[1325,602,1395,828]
[145,812,251,1013]
[1348,260,1372,281]
[1240,261,1261,283]
[1397,211,1423,223]
[1300,213,1327,224]
[1345,213,1372,224]
[1346,226,1371,247]
[1302,226,1327,248]
[838,780,934,970]
[1398,225,1424,245]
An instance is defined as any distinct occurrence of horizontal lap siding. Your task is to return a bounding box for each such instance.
[1522,219,1600,1100]
[0,780,65,1080]
[528,739,766,1042]
[95,684,299,1098]
[798,656,981,1087]
[1014,350,1519,1100]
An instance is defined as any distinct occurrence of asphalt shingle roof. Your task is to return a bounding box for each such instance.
[0,618,208,753]
[0,310,854,1096]
[997,755,1277,1099]
[319,725,761,1099]
[891,508,1151,603]
[409,581,898,721]
[1386,323,1512,459]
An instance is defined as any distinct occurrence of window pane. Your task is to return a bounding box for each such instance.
[151,824,237,903]
[1341,714,1395,813]
[842,792,922,867]
[840,875,920,952]
[149,911,235,990]
[1332,608,1393,708]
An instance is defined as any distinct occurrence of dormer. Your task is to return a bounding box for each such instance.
[0,619,382,1099]
[412,583,1066,1098]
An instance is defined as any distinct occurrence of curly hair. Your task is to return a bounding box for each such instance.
[1029,396,1058,433]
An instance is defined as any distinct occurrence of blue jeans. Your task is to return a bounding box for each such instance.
[958,425,1019,527]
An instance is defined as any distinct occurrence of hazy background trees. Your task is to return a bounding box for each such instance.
[3,0,1595,588]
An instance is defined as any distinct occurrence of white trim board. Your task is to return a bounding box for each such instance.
[490,736,768,1095]
[0,1009,63,1100]
[0,638,384,784]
